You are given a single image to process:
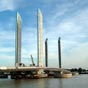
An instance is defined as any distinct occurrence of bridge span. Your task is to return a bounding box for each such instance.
[0,66,72,79]
[0,66,63,72]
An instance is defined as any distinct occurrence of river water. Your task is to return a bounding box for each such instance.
[0,75,88,88]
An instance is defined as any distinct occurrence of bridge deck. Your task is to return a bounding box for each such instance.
[0,66,63,72]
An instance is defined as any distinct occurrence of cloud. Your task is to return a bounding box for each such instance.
[0,17,15,66]
[0,47,14,53]
[43,4,88,68]
[44,0,88,26]
[0,0,25,11]
[0,0,15,11]
[62,42,88,68]
[45,7,88,41]
[0,18,15,47]
[0,55,15,66]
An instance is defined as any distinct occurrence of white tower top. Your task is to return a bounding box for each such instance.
[17,12,22,23]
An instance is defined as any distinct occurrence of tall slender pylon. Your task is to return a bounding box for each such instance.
[45,38,48,67]
[58,37,61,68]
[15,12,22,67]
[37,9,44,67]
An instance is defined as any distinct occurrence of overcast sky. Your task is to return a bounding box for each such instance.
[0,0,88,68]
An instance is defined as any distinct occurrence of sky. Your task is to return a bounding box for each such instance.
[0,0,88,69]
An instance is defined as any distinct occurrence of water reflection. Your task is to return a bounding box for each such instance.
[37,78,64,88]
[59,79,63,88]
[0,75,88,88]
[37,79,45,88]
[14,80,21,88]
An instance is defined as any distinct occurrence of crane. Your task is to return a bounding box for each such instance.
[30,55,35,66]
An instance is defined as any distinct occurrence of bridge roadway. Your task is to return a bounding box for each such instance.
[0,66,64,72]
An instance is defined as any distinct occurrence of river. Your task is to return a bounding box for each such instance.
[0,75,88,88]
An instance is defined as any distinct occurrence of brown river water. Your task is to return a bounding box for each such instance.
[0,75,88,88]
